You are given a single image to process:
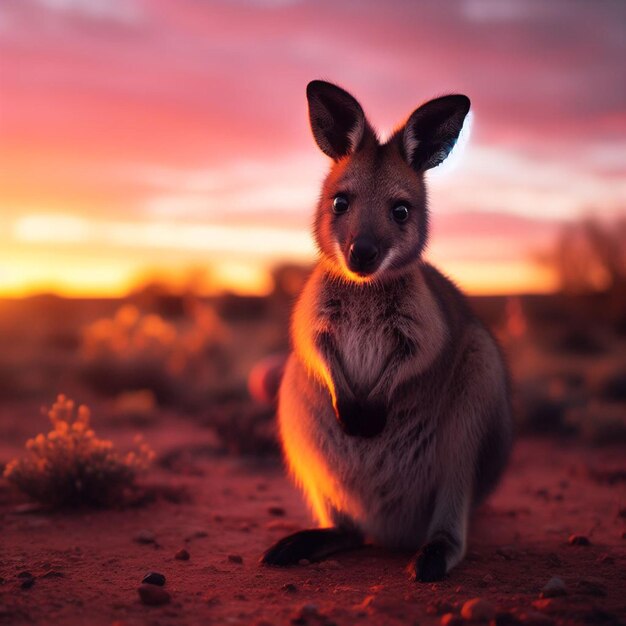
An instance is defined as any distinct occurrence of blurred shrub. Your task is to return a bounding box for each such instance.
[3,394,154,507]
[546,218,625,296]
[80,303,236,408]
[209,401,279,457]
[565,402,626,445]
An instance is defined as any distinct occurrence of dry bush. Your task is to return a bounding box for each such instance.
[80,303,235,407]
[547,217,626,295]
[3,394,154,507]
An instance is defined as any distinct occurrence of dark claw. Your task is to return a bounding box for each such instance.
[409,540,448,582]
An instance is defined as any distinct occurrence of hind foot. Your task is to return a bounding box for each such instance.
[261,528,363,566]
[408,539,449,582]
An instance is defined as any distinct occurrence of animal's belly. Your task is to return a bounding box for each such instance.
[328,439,437,549]
[280,353,438,550]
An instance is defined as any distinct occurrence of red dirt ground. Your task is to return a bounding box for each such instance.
[1,432,625,626]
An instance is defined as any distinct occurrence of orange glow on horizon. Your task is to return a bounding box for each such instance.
[1,1,623,299]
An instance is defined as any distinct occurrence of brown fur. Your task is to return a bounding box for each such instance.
[262,81,512,582]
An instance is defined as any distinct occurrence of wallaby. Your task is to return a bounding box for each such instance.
[261,80,513,581]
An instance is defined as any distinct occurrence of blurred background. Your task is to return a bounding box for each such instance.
[0,0,625,458]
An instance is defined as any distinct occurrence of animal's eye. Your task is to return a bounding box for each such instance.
[332,194,350,214]
[391,203,410,223]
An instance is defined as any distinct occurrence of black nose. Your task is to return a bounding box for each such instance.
[349,238,379,267]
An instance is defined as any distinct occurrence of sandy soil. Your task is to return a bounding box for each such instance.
[1,430,625,626]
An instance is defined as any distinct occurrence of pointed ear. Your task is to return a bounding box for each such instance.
[306,80,368,160]
[402,95,470,171]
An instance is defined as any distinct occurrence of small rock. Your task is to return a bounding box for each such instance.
[142,572,166,586]
[134,530,157,545]
[20,578,35,590]
[228,554,243,564]
[568,534,590,546]
[461,598,495,622]
[618,506,626,518]
[268,506,286,517]
[282,583,297,593]
[540,577,566,598]
[298,558,310,566]
[175,548,190,561]
[138,584,171,606]
[441,613,463,626]
[596,553,614,564]
[483,573,495,583]
[17,572,33,579]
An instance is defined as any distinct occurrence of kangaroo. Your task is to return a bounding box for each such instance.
[261,80,513,582]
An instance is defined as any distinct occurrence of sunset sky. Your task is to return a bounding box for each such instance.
[1,0,625,297]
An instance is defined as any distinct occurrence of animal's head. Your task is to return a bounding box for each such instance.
[308,80,470,283]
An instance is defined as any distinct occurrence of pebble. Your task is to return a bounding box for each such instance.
[540,577,566,598]
[142,572,166,586]
[282,583,297,593]
[138,584,171,606]
[20,578,35,590]
[568,534,590,546]
[134,530,157,545]
[298,558,310,566]
[268,506,286,517]
[441,613,463,626]
[228,554,243,564]
[41,571,65,579]
[175,548,190,561]
[461,598,495,621]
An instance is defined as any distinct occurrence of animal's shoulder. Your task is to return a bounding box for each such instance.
[419,262,475,336]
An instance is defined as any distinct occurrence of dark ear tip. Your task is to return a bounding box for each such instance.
[307,79,332,99]
[453,94,471,113]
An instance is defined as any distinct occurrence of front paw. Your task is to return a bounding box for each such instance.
[408,540,448,582]
[335,397,386,438]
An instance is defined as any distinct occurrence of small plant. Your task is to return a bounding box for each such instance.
[3,394,154,507]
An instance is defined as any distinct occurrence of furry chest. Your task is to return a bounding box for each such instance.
[334,313,393,394]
